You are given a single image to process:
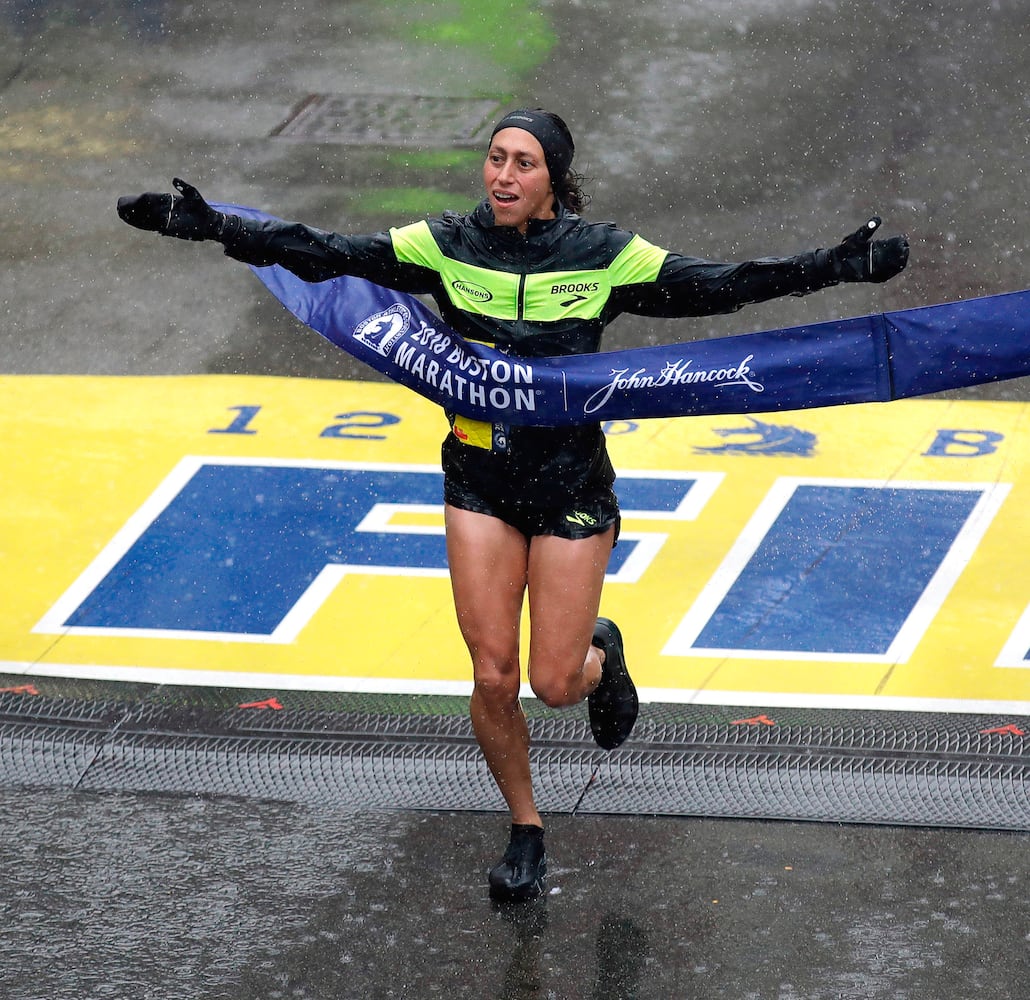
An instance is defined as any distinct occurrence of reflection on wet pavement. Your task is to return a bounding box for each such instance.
[2,787,1025,998]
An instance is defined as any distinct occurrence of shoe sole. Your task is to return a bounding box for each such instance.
[590,617,638,750]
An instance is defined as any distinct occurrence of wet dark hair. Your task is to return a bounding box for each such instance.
[554,165,590,214]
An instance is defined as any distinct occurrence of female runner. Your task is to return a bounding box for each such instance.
[118,108,908,902]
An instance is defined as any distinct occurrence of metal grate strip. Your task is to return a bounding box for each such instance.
[1,683,1027,830]
[271,94,503,147]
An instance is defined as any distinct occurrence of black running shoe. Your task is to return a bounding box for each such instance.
[588,617,639,750]
[488,824,547,902]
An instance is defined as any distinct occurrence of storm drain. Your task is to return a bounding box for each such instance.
[271,94,503,146]
[1,680,1027,830]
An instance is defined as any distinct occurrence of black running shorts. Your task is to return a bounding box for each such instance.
[444,475,620,542]
[440,421,620,541]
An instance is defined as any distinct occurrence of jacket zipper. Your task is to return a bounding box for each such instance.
[516,272,527,339]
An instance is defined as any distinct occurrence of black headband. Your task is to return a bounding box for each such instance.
[490,109,575,186]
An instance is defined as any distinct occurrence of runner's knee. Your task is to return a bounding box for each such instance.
[529,668,581,709]
[472,656,522,707]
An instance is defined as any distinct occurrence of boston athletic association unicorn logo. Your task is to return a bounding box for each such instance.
[693,416,817,457]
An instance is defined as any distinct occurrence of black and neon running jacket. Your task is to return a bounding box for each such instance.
[220,200,839,504]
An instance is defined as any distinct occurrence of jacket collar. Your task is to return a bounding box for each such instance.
[470,198,578,245]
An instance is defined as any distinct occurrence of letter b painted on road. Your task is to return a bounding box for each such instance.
[924,429,1004,457]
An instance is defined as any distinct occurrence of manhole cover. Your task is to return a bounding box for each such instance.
[272,94,504,147]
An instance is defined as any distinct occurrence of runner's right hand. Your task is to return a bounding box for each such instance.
[117,178,226,241]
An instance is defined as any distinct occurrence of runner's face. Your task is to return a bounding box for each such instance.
[483,128,556,233]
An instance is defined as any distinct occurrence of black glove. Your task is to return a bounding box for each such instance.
[117,177,227,241]
[822,216,909,283]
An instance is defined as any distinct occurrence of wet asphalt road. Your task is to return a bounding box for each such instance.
[1,785,1026,999]
[2,1,1029,997]
[2,0,1029,390]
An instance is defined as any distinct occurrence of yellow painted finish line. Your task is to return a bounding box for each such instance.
[2,375,1028,714]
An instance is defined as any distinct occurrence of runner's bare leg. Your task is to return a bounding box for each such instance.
[447,508,614,824]
[446,505,540,826]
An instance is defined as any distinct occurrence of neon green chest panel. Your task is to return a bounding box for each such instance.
[390,220,665,328]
